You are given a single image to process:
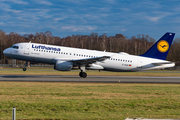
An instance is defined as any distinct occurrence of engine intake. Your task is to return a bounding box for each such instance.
[54,61,73,71]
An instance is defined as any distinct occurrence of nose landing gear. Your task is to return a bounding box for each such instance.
[23,61,28,71]
[23,67,27,71]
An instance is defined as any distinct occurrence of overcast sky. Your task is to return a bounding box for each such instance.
[0,0,180,40]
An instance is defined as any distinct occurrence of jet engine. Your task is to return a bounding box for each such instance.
[54,61,73,71]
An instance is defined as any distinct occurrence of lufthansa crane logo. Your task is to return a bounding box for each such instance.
[157,40,169,53]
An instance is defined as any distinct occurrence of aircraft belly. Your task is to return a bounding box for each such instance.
[30,57,53,64]
[99,61,136,72]
[7,54,53,64]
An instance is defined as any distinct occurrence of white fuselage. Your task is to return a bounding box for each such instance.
[3,42,175,71]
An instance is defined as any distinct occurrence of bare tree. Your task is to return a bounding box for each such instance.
[0,30,180,64]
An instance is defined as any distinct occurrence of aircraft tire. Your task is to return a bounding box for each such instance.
[79,72,87,78]
[23,68,26,71]
[79,72,83,77]
[81,72,87,78]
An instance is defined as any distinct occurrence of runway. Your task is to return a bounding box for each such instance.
[0,75,180,83]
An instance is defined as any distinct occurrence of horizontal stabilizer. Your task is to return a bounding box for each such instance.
[152,62,175,66]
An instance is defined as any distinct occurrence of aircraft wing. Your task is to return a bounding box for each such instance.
[70,56,110,66]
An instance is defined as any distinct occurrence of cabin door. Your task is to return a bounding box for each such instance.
[24,45,30,55]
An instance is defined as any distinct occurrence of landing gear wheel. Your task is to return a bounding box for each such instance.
[23,61,28,71]
[82,72,87,78]
[23,67,27,71]
[79,72,83,77]
[79,72,87,78]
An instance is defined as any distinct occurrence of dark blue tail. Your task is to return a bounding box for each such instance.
[140,32,175,60]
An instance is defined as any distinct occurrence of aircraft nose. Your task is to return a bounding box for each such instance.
[3,48,10,56]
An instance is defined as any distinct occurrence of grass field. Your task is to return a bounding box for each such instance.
[0,82,180,119]
[0,68,180,119]
[0,67,180,76]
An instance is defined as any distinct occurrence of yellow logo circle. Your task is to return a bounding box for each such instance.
[157,40,169,53]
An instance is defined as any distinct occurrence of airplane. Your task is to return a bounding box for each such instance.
[3,32,175,78]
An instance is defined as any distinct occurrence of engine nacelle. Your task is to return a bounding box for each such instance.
[54,61,73,71]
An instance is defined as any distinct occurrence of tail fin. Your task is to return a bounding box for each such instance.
[140,32,175,60]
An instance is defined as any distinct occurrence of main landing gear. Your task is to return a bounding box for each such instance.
[79,71,87,78]
[79,66,87,78]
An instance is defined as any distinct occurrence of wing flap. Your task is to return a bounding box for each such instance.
[70,56,110,66]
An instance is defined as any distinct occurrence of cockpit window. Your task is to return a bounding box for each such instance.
[11,46,19,49]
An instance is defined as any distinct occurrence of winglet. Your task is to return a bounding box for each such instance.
[140,32,175,60]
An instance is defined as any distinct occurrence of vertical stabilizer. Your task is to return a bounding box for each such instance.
[140,32,175,60]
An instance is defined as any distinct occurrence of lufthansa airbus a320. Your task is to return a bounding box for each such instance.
[3,32,175,78]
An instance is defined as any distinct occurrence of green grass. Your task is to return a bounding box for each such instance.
[0,82,180,119]
[0,67,180,76]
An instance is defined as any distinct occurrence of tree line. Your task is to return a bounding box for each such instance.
[0,30,180,64]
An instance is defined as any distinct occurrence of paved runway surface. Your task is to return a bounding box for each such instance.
[0,75,180,83]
